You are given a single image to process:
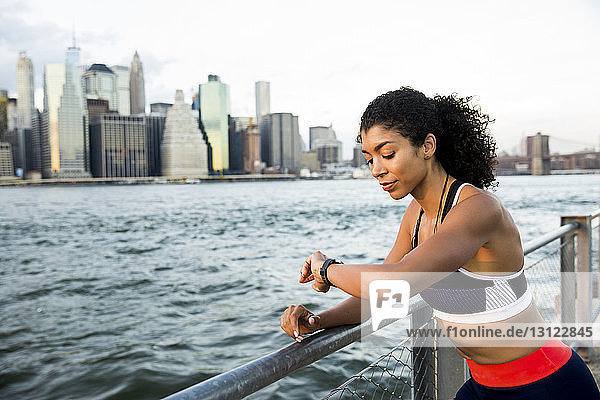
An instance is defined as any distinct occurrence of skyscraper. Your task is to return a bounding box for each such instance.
[199,75,230,171]
[17,52,35,129]
[6,97,17,131]
[13,53,43,177]
[255,81,270,124]
[82,64,118,112]
[111,65,130,115]
[89,114,147,177]
[65,37,80,66]
[352,143,366,167]
[230,117,254,173]
[0,91,8,137]
[28,109,43,174]
[144,114,166,176]
[129,51,146,114]
[43,63,65,173]
[1,125,23,174]
[261,112,301,172]
[0,142,14,177]
[161,90,208,177]
[57,41,90,177]
[243,119,261,174]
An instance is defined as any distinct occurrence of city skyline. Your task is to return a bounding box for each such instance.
[1,1,599,158]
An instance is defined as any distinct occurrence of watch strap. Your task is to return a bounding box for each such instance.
[320,258,343,286]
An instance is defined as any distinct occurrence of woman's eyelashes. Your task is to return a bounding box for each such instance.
[365,152,394,165]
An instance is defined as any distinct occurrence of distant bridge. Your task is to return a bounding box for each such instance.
[499,133,599,175]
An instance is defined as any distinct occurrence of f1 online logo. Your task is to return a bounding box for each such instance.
[369,280,410,331]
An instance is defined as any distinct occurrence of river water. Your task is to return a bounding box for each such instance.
[1,175,599,399]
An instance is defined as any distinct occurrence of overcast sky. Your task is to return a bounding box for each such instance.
[1,0,599,158]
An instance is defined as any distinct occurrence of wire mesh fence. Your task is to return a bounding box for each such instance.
[323,320,436,400]
[524,231,575,322]
[592,220,600,275]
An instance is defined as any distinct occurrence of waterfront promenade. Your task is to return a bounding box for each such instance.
[0,174,306,186]
[2,170,598,188]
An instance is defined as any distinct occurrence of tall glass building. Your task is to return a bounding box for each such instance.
[43,63,65,173]
[17,52,35,130]
[255,81,270,124]
[110,65,130,115]
[199,75,230,171]
[82,64,118,112]
[57,42,90,177]
[261,112,302,172]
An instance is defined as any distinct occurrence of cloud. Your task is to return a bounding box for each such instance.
[0,8,71,94]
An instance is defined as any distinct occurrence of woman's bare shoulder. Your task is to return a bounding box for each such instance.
[452,185,505,227]
[456,184,502,209]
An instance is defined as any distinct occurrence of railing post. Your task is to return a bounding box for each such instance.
[560,218,576,324]
[411,304,434,400]
[578,216,593,321]
[562,215,592,360]
[562,216,592,323]
[597,204,600,304]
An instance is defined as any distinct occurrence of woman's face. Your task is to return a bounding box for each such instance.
[361,125,427,200]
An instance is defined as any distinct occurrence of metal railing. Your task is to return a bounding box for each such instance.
[163,207,600,400]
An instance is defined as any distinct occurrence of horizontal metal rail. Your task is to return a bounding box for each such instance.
[522,222,579,256]
[591,208,600,219]
[162,298,428,400]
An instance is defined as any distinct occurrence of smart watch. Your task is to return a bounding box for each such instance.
[320,258,343,287]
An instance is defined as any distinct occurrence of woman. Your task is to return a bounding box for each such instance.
[280,88,600,399]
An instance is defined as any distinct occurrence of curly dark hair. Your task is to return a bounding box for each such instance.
[358,87,498,189]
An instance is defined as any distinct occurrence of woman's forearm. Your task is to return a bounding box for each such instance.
[326,261,451,300]
[325,230,478,299]
[326,263,403,299]
[317,296,369,329]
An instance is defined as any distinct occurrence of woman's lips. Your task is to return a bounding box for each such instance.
[381,181,397,191]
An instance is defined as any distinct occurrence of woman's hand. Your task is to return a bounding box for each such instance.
[299,251,330,293]
[280,304,322,342]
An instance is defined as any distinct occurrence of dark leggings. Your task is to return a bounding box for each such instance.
[455,350,600,399]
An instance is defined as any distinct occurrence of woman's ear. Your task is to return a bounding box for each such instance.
[422,134,437,160]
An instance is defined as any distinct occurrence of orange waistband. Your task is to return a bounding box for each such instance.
[466,340,572,388]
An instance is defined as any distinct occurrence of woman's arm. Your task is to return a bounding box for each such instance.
[280,202,418,339]
[321,193,503,299]
[314,206,418,327]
